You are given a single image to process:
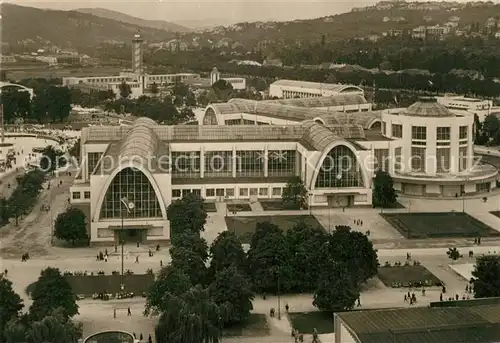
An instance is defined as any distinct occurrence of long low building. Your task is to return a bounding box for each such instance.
[269,79,365,99]
[70,99,498,244]
[335,301,500,343]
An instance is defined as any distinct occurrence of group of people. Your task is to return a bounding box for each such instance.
[404,291,418,305]
[21,252,30,262]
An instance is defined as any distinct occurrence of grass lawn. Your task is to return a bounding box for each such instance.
[380,212,500,239]
[26,274,154,298]
[203,202,217,213]
[377,265,442,288]
[223,313,270,337]
[227,203,252,212]
[376,201,405,209]
[259,200,301,211]
[225,215,324,244]
[289,311,335,334]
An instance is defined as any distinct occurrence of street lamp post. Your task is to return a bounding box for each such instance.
[277,266,281,320]
[308,192,312,216]
[461,179,469,213]
[119,197,134,290]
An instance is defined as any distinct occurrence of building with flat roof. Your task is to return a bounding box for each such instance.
[437,95,496,122]
[71,98,498,243]
[269,79,365,99]
[335,302,500,343]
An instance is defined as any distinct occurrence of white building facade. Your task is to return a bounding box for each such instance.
[70,99,498,244]
[436,96,494,122]
[380,103,496,197]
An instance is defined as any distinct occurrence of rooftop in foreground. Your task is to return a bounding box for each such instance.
[338,302,500,343]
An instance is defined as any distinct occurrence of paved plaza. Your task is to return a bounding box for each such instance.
[2,134,500,342]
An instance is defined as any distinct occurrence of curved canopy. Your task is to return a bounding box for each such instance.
[271,80,364,94]
[119,124,159,159]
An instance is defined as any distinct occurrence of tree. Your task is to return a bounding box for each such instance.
[171,246,207,286]
[119,81,132,99]
[3,319,27,343]
[209,231,246,278]
[39,145,66,172]
[167,193,207,240]
[246,222,292,293]
[0,278,24,341]
[155,285,223,343]
[313,262,360,312]
[180,107,195,122]
[197,91,209,107]
[483,114,500,138]
[185,91,197,107]
[68,138,80,162]
[212,80,233,102]
[172,231,209,262]
[286,222,328,292]
[282,176,308,210]
[446,247,461,264]
[151,82,159,95]
[209,266,254,325]
[328,226,378,284]
[26,309,82,343]
[54,207,88,245]
[473,255,500,298]
[5,309,82,343]
[29,267,79,321]
[372,170,397,208]
[46,86,72,123]
[144,265,191,316]
[0,197,11,225]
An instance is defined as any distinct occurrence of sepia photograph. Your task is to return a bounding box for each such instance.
[0,0,500,342]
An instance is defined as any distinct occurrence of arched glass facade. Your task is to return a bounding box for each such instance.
[203,108,218,125]
[100,168,162,219]
[315,145,364,188]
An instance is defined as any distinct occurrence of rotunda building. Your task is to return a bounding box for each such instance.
[381,102,497,196]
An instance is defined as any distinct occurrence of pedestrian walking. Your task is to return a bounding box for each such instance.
[127,307,131,316]
[135,256,139,263]
[148,334,152,343]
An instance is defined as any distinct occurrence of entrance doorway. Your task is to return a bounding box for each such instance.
[327,195,354,208]
[116,229,144,244]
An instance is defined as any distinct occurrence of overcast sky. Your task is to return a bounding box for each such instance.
[5,0,488,24]
[7,0,379,23]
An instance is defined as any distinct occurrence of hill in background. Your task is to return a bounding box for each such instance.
[76,8,190,33]
[0,4,176,50]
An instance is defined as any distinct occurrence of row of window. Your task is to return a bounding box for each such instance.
[410,146,468,173]
[172,187,283,198]
[225,119,270,125]
[282,90,320,99]
[86,77,126,83]
[171,150,297,178]
[72,191,90,199]
[388,124,468,140]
